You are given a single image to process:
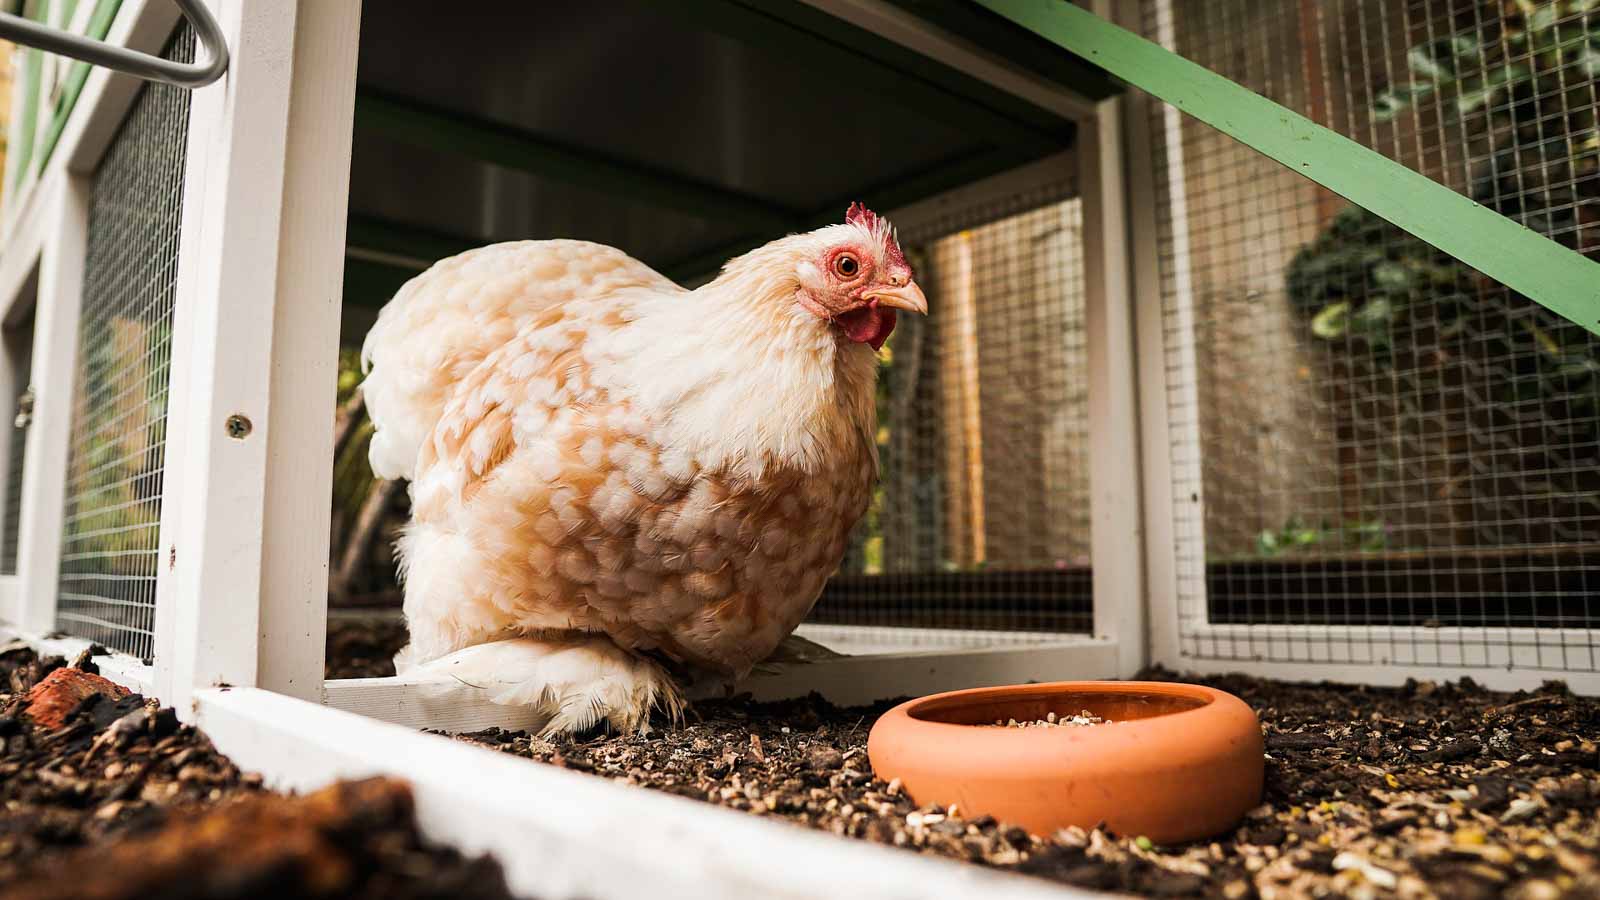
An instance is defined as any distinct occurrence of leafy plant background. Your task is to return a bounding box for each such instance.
[1273,0,1600,556]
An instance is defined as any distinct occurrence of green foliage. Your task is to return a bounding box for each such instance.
[1255,517,1390,558]
[331,348,377,526]
[60,315,171,580]
[1289,0,1600,406]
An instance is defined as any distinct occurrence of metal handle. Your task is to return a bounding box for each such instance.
[0,0,228,89]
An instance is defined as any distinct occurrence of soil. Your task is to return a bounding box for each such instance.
[0,639,517,900]
[313,605,1600,900]
[325,613,407,679]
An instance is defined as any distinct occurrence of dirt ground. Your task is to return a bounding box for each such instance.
[5,619,1597,899]
[0,639,517,899]
[322,619,1600,899]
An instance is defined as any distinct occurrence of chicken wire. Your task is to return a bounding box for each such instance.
[54,26,193,659]
[1141,0,1599,671]
[811,180,1095,634]
[1,315,32,575]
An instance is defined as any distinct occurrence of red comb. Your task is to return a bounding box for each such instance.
[845,202,909,272]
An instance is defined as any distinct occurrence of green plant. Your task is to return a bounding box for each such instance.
[1287,1,1600,423]
[1255,517,1390,558]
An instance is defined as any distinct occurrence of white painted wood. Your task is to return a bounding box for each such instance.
[13,172,87,635]
[737,638,1121,704]
[1146,0,1208,666]
[0,578,17,623]
[1079,103,1147,678]
[1172,623,1599,694]
[793,622,1087,655]
[153,0,299,708]
[0,205,45,326]
[1114,0,1184,675]
[254,0,362,702]
[324,639,1122,731]
[797,0,1099,120]
[1169,654,1599,696]
[29,634,154,694]
[195,686,1100,900]
[324,676,548,733]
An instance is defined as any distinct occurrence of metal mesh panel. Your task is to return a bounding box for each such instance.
[809,180,1094,634]
[54,26,193,658]
[1,314,34,575]
[1142,0,1599,671]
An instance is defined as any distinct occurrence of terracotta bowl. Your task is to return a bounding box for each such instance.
[867,681,1263,844]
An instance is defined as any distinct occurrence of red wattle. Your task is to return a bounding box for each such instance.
[837,305,896,350]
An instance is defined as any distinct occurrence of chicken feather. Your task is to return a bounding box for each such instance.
[362,215,922,735]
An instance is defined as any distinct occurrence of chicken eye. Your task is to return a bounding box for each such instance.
[834,254,860,278]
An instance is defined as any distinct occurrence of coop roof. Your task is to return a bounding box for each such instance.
[342,0,1112,317]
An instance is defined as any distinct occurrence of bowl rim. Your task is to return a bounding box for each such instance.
[891,680,1236,737]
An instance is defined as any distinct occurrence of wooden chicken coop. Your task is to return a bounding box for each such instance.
[0,0,1596,897]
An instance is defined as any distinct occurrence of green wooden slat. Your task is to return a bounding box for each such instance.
[978,0,1600,337]
[35,0,121,171]
[355,89,805,233]
[8,0,47,190]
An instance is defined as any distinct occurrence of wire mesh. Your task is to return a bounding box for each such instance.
[1,314,33,575]
[54,25,192,659]
[809,180,1095,634]
[1141,0,1599,671]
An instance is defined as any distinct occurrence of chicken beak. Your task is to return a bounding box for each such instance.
[865,281,928,315]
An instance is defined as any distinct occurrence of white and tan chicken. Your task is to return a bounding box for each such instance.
[361,204,925,735]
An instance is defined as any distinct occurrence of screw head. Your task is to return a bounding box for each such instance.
[225,414,253,439]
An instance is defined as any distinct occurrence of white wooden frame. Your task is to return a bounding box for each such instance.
[0,0,359,709]
[0,0,1143,719]
[0,1,1594,896]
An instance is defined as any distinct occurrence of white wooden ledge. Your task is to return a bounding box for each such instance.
[325,632,1120,731]
[194,686,1097,900]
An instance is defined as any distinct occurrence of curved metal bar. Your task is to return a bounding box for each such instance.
[0,0,228,89]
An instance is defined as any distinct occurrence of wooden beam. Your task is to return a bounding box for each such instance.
[354,89,804,233]
[862,0,1118,102]
[670,0,1070,153]
[346,214,477,265]
[978,0,1600,338]
[660,143,1050,283]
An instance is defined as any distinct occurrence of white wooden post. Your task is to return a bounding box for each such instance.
[256,0,362,699]
[157,0,361,707]
[13,173,87,635]
[152,0,299,708]
[1114,0,1206,672]
[1078,65,1147,677]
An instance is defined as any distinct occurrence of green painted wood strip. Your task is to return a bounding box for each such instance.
[977,0,1600,337]
[8,0,47,190]
[35,0,121,172]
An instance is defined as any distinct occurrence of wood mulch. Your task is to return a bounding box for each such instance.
[310,606,1595,900]
[12,618,1594,898]
[447,677,1598,898]
[0,639,517,900]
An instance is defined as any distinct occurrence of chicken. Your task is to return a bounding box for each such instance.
[360,204,926,735]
